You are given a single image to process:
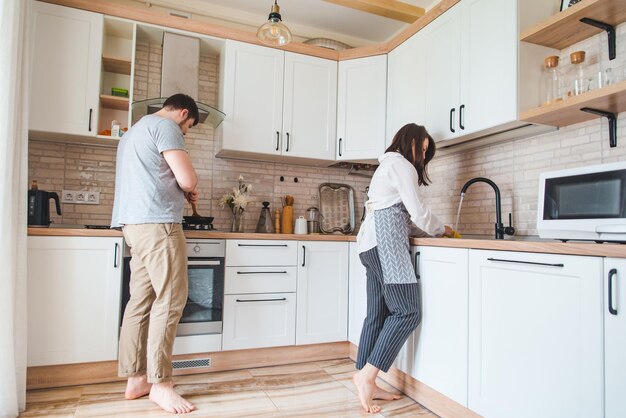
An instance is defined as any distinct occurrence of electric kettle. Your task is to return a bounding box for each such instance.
[28,188,62,227]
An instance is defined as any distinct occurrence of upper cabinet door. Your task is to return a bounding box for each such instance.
[460,0,517,136]
[220,40,284,156]
[283,52,337,161]
[30,2,103,136]
[386,32,427,149]
[336,55,387,161]
[423,5,461,143]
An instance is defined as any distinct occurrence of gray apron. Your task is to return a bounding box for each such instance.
[373,202,416,284]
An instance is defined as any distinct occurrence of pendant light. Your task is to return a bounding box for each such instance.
[257,0,292,46]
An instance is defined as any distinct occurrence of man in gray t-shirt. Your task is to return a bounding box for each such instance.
[112,94,199,414]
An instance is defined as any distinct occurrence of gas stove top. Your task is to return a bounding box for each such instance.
[182,221,215,231]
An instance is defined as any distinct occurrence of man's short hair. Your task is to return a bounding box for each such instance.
[162,94,200,126]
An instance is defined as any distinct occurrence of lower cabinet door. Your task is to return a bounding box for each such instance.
[27,236,123,366]
[412,246,469,407]
[468,250,603,418]
[222,293,296,350]
[348,242,367,345]
[605,258,626,418]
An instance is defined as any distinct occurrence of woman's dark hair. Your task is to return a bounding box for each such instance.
[162,93,200,126]
[385,123,436,186]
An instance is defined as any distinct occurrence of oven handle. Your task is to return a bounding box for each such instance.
[238,244,288,247]
[188,260,222,266]
[237,271,288,274]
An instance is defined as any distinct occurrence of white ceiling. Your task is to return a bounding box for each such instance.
[144,0,438,46]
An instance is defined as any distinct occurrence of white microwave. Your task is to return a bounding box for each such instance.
[537,161,626,242]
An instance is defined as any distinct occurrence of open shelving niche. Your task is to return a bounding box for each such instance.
[97,16,135,142]
[520,0,626,147]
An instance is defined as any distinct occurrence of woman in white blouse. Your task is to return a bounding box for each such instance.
[353,123,453,414]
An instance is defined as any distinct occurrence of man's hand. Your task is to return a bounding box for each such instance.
[185,189,199,204]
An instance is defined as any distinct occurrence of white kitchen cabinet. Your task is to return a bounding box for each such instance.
[30,1,103,137]
[604,258,626,418]
[297,241,349,345]
[223,239,298,350]
[386,31,427,149]
[468,250,603,418]
[411,246,469,407]
[419,0,552,144]
[348,242,367,345]
[218,40,337,164]
[336,55,387,161]
[27,236,123,366]
[222,293,297,351]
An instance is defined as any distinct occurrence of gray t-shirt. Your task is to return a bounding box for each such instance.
[111,114,187,228]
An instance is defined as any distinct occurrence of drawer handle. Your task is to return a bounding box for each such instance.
[236,298,287,303]
[236,271,288,275]
[608,268,618,315]
[487,257,564,267]
[302,245,306,267]
[237,244,288,247]
[414,250,420,279]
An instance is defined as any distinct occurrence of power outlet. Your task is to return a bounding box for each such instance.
[62,190,100,205]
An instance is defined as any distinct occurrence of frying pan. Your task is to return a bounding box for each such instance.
[183,202,213,224]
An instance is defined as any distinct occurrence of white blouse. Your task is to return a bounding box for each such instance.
[357,152,445,254]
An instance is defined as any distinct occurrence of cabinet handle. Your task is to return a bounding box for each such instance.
[487,257,564,267]
[237,244,288,247]
[276,131,280,151]
[302,245,306,267]
[285,132,290,152]
[338,138,342,157]
[414,250,420,279]
[609,268,618,315]
[459,104,465,130]
[88,108,93,132]
[113,242,119,268]
[236,271,288,275]
[236,298,287,303]
[449,108,455,133]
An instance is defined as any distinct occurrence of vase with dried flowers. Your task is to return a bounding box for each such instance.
[219,175,253,232]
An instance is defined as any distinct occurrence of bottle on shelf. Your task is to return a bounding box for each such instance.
[564,51,588,98]
[539,55,563,106]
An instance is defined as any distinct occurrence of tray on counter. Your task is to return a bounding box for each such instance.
[319,183,355,235]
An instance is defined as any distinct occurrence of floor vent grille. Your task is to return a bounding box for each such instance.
[172,357,211,370]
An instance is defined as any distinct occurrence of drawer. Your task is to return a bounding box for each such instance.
[226,240,297,266]
[225,266,297,294]
[222,292,296,350]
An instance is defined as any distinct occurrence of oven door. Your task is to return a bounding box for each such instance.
[177,258,224,336]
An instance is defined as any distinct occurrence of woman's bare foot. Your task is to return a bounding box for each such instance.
[353,367,381,414]
[373,384,402,401]
[149,381,196,414]
[125,375,152,400]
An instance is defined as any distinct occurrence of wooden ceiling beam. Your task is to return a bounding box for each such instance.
[323,0,425,23]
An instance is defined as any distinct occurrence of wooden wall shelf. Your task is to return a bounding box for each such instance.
[102,55,131,75]
[520,80,626,127]
[100,94,129,110]
[520,0,626,50]
[29,131,120,147]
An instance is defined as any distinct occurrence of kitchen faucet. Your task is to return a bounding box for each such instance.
[460,177,515,240]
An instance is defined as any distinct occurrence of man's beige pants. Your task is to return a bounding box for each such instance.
[118,223,187,383]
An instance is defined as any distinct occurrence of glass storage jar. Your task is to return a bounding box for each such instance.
[566,51,588,97]
[539,55,563,106]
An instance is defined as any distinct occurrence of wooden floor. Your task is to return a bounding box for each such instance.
[21,359,439,417]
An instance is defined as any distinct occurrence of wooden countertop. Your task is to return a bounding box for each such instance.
[28,228,626,258]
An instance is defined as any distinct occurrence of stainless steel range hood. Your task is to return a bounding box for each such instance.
[132,32,225,128]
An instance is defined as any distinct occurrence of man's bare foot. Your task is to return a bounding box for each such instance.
[353,370,381,414]
[373,384,401,401]
[125,375,152,400]
[149,381,196,414]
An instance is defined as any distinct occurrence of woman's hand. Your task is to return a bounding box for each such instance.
[443,225,454,237]
[185,188,199,204]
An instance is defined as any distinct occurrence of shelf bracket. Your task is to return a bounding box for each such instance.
[581,107,617,148]
[579,18,616,60]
